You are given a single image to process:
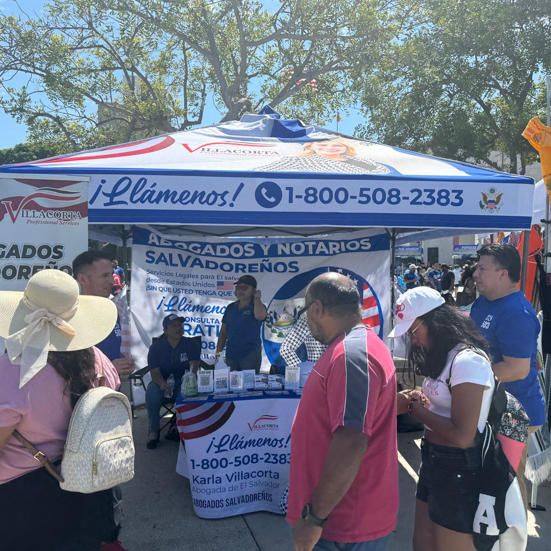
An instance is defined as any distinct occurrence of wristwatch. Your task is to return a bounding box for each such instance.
[301,503,328,527]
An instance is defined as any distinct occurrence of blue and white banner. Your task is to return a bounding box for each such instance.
[130,226,390,372]
[396,246,423,255]
[453,245,479,254]
[176,394,299,518]
[2,117,534,230]
[85,171,534,229]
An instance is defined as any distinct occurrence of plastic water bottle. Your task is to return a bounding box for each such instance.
[165,374,175,398]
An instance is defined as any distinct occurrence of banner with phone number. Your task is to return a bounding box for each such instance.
[130,226,390,373]
[88,171,533,230]
[176,394,299,518]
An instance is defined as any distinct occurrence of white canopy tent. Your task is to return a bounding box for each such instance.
[0,107,537,306]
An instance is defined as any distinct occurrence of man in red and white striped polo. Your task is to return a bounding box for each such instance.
[287,273,398,551]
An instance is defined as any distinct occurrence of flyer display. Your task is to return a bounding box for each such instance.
[176,393,299,518]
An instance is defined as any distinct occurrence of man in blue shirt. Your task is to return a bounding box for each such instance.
[470,243,545,509]
[146,314,200,449]
[403,264,419,290]
[73,251,134,375]
[72,250,134,551]
[427,263,442,292]
[112,260,125,284]
[216,275,267,373]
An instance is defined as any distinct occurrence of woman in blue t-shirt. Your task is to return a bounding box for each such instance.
[215,275,267,373]
[145,314,200,449]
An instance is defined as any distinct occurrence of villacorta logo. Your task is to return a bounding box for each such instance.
[182,142,278,156]
[248,414,279,432]
[1,187,83,223]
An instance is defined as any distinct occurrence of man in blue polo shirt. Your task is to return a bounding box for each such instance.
[471,243,545,509]
[403,264,419,290]
[427,263,442,292]
[112,260,125,284]
[216,275,267,373]
[146,314,200,449]
[73,250,134,376]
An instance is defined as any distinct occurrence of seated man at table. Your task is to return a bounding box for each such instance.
[216,275,267,373]
[146,314,200,449]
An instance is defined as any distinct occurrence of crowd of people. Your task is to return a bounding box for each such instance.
[399,259,479,308]
[0,243,546,551]
[290,244,544,551]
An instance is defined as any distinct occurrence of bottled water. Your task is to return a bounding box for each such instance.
[165,374,175,398]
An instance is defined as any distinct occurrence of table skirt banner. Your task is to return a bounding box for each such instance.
[176,394,299,518]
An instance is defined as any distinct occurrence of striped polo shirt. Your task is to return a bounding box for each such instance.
[287,325,398,543]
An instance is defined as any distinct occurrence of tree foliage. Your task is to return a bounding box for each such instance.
[0,142,67,165]
[356,0,551,173]
[0,0,402,151]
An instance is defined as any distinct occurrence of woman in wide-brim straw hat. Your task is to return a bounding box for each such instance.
[0,269,121,551]
[390,287,494,551]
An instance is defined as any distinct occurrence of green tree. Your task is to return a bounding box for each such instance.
[356,0,551,174]
[0,0,402,151]
[0,142,69,165]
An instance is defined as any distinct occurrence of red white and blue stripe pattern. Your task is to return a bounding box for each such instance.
[362,282,381,336]
[176,401,235,440]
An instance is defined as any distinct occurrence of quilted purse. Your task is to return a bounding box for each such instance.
[15,386,135,494]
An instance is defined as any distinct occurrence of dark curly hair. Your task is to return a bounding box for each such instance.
[48,348,96,408]
[407,303,490,380]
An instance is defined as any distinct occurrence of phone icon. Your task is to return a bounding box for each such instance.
[255,181,282,209]
[262,188,277,203]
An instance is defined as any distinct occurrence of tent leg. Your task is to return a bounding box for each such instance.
[390,230,396,354]
[520,229,531,294]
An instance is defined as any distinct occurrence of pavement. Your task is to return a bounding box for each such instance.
[120,407,551,550]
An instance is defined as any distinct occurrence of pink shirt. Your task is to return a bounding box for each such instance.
[287,326,398,543]
[0,347,120,484]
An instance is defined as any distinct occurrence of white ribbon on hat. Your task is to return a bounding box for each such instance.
[6,297,78,388]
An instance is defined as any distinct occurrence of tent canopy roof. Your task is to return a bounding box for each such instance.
[1,108,535,234]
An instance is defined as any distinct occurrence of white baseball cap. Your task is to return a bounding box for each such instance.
[389,287,445,338]
[408,264,416,270]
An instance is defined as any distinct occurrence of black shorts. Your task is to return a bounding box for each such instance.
[0,465,117,551]
[416,438,482,534]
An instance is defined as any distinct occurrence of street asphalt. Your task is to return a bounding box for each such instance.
[119,407,551,550]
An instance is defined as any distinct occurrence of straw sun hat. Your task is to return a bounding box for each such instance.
[0,269,117,387]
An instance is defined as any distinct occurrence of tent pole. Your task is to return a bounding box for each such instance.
[390,229,397,355]
[520,229,531,293]
[546,75,551,274]
[121,225,130,275]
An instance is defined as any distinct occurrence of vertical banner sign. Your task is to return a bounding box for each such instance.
[0,174,89,290]
[177,396,299,518]
[130,226,391,370]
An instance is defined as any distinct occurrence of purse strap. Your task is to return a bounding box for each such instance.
[12,430,64,483]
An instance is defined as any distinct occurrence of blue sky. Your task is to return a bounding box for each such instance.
[0,0,361,150]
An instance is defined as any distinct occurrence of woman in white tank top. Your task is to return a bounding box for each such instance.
[390,287,494,551]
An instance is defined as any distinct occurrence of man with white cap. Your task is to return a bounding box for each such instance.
[403,264,419,290]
